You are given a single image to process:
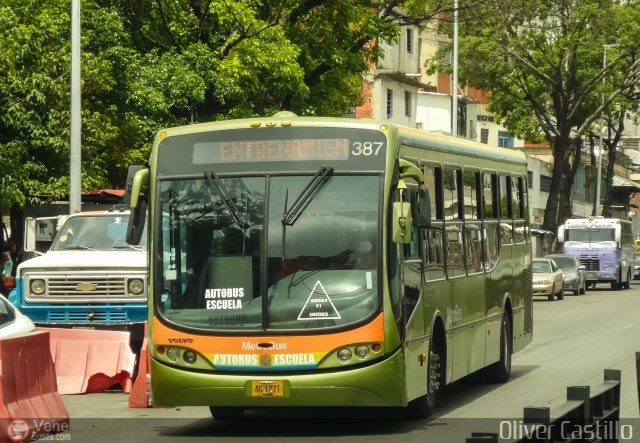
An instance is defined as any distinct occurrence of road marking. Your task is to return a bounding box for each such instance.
[616,325,632,332]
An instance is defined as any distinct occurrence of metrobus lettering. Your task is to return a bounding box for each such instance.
[241,342,288,351]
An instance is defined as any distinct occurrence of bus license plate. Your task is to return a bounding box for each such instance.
[251,381,284,398]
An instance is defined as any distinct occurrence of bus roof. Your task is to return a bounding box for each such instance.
[153,114,527,167]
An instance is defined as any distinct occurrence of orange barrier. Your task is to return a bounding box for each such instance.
[39,328,136,395]
[128,323,150,408]
[0,331,69,442]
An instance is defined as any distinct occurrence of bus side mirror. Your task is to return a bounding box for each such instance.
[614,225,621,243]
[557,226,565,243]
[126,168,149,245]
[393,202,412,244]
[418,187,431,228]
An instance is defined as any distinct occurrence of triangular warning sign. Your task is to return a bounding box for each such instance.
[297,281,341,321]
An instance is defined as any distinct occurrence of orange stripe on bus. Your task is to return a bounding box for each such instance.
[152,313,384,353]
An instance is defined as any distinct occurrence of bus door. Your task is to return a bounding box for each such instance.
[400,182,429,398]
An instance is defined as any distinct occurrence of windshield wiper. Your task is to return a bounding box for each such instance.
[204,170,249,229]
[282,166,334,226]
[113,244,145,251]
[64,245,95,250]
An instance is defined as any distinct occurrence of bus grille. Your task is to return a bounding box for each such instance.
[47,277,127,297]
[48,311,129,322]
[523,266,533,335]
[579,254,599,271]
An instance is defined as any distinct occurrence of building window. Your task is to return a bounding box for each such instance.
[404,91,411,117]
[527,171,533,189]
[540,174,552,193]
[498,131,514,148]
[480,128,489,144]
[407,29,414,54]
[572,167,585,201]
[386,89,393,119]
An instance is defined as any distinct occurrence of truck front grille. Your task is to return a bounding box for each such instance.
[579,254,599,271]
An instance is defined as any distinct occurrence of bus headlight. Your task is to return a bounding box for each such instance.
[167,348,180,362]
[127,278,144,295]
[183,351,197,364]
[30,279,46,295]
[355,345,369,359]
[337,349,352,362]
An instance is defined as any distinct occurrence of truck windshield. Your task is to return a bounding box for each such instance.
[158,174,381,333]
[51,214,147,252]
[565,228,615,242]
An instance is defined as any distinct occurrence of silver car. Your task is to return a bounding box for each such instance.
[0,293,36,339]
[544,254,586,295]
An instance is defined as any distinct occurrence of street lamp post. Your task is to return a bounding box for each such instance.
[595,43,619,216]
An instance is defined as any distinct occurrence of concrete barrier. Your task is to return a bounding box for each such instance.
[0,331,69,442]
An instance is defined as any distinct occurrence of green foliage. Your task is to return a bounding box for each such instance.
[1,0,444,210]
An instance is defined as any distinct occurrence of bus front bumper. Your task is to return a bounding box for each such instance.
[151,347,407,408]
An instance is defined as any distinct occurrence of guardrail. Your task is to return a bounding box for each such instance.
[467,369,622,442]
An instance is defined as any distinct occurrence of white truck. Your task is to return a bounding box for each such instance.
[9,208,148,347]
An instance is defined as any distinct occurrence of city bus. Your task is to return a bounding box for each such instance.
[126,112,533,419]
[558,217,633,290]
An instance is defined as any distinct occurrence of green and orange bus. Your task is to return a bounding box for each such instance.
[126,112,533,419]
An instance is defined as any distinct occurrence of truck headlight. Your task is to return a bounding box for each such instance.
[30,279,46,295]
[127,278,144,295]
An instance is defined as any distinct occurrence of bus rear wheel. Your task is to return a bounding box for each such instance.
[209,406,245,420]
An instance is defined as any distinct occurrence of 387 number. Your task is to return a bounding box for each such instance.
[351,142,384,156]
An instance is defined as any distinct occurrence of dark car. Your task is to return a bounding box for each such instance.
[633,254,640,280]
[544,254,587,295]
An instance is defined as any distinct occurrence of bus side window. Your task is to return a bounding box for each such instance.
[424,228,445,281]
[403,183,420,260]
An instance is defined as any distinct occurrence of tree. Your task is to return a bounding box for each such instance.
[1,0,453,213]
[430,0,640,232]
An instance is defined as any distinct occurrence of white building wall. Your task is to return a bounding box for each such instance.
[372,78,417,127]
[416,92,450,132]
[378,25,421,75]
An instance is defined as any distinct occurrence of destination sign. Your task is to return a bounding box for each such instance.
[193,138,350,164]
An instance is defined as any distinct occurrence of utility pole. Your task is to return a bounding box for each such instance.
[452,0,458,137]
[69,0,81,214]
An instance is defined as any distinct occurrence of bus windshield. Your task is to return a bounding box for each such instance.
[159,174,380,333]
[565,228,615,243]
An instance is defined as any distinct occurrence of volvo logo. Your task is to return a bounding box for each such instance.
[76,283,97,291]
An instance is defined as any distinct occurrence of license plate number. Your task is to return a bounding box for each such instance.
[251,381,284,398]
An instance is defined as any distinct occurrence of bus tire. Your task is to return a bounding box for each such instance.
[406,334,444,419]
[209,406,245,420]
[485,313,512,383]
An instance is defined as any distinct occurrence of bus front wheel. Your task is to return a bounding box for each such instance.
[209,406,245,420]
[485,313,512,383]
[406,335,444,419]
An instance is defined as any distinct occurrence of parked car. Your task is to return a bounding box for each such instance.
[0,293,36,339]
[532,258,565,301]
[633,254,640,280]
[544,254,587,295]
